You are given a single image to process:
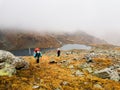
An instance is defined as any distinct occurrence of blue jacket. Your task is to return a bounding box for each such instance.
[34,51,42,58]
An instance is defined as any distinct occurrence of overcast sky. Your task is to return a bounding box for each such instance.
[0,0,120,45]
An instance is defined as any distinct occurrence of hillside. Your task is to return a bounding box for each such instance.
[0,30,60,50]
[0,47,120,90]
[51,31,106,45]
[0,30,107,50]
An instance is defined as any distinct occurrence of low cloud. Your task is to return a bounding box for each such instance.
[0,0,120,45]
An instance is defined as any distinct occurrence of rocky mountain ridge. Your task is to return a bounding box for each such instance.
[0,30,107,50]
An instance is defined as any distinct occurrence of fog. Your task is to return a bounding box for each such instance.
[0,0,120,45]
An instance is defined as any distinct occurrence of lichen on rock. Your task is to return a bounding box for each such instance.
[0,50,29,76]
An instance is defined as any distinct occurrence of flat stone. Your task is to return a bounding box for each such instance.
[94,84,103,89]
[75,70,84,76]
[32,85,40,89]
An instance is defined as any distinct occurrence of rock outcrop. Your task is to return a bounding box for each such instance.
[0,50,29,76]
[94,66,120,81]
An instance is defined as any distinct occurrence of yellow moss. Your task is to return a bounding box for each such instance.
[0,69,9,76]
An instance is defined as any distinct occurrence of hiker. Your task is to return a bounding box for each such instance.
[57,48,61,57]
[34,48,42,63]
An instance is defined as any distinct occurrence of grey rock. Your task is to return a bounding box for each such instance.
[86,56,93,63]
[94,68,111,79]
[61,81,69,86]
[78,63,90,69]
[32,85,40,89]
[13,57,29,70]
[57,62,61,65]
[66,60,72,64]
[68,65,74,69]
[0,62,5,69]
[0,50,29,76]
[94,84,103,89]
[66,52,71,55]
[73,57,79,61]
[94,68,120,81]
[60,60,71,66]
[83,67,93,73]
[110,70,120,81]
[75,70,84,76]
[114,64,120,69]
[117,68,120,76]
[0,63,16,77]
[109,66,115,70]
[49,59,57,64]
[0,50,15,63]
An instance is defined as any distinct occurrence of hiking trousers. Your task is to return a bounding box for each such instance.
[36,58,40,63]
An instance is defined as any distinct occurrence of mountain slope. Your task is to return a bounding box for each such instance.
[0,30,107,50]
[51,31,106,45]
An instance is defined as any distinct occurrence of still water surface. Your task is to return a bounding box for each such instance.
[60,44,91,50]
[10,44,91,56]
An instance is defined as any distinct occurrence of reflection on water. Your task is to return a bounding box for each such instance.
[60,44,91,50]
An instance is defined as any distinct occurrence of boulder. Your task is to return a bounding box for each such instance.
[0,63,16,77]
[110,70,120,81]
[78,63,90,69]
[0,50,29,76]
[86,56,93,63]
[94,68,120,81]
[0,62,5,69]
[0,50,15,64]
[12,57,29,70]
[94,70,110,79]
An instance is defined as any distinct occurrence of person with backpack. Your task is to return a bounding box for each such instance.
[34,48,42,63]
[57,48,61,57]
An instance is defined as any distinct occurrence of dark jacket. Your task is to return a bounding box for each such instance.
[34,51,42,58]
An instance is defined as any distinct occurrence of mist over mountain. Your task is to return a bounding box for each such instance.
[102,31,120,46]
[0,0,120,45]
[0,29,107,50]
